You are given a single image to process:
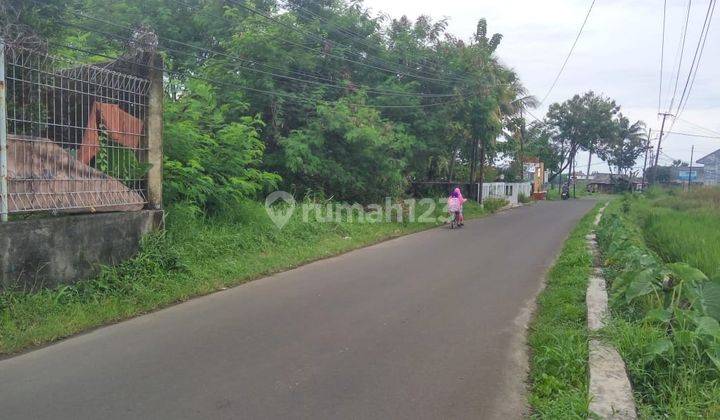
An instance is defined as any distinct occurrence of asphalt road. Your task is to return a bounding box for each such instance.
[0,200,595,420]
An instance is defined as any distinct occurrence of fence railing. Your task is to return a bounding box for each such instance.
[410,181,532,205]
[0,42,155,219]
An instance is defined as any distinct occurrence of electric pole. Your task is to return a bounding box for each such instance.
[641,128,652,190]
[519,109,526,182]
[574,156,578,198]
[653,112,674,172]
[688,145,695,191]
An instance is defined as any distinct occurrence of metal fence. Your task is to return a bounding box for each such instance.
[410,181,533,205]
[0,42,151,220]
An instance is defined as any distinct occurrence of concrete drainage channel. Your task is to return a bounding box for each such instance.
[586,203,637,419]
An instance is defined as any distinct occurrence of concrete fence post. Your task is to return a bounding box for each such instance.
[147,53,163,210]
[0,39,8,222]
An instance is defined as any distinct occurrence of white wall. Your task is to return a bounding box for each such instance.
[478,182,532,205]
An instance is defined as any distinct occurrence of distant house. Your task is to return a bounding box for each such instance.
[587,174,642,193]
[592,173,612,181]
[645,165,705,185]
[670,166,704,184]
[697,149,720,185]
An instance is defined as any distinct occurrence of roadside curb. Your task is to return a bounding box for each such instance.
[586,203,637,419]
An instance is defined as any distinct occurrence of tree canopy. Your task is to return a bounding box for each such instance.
[3,1,646,208]
[544,91,645,182]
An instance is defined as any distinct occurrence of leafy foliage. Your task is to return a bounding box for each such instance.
[5,0,547,205]
[595,114,646,175]
[482,197,508,213]
[163,81,280,212]
[278,94,412,203]
[597,198,720,417]
[543,91,645,183]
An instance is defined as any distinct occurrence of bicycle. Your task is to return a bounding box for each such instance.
[450,211,461,229]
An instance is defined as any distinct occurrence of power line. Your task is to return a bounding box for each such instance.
[673,0,716,121]
[673,0,714,114]
[666,130,720,140]
[539,0,597,105]
[222,0,469,85]
[654,0,695,175]
[658,0,667,114]
[36,0,475,101]
[33,0,472,87]
[27,0,338,85]
[665,0,693,113]
[278,0,473,83]
[674,117,720,136]
[49,41,466,110]
[660,150,681,162]
[56,18,465,100]
[66,10,337,85]
[278,0,471,83]
[524,108,543,123]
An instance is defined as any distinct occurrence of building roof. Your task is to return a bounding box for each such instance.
[587,174,642,185]
[697,149,720,165]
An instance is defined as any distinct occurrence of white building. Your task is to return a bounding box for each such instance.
[696,149,720,186]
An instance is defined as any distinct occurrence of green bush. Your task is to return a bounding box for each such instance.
[163,80,280,213]
[597,203,720,417]
[278,94,412,204]
[483,197,508,213]
[518,193,531,204]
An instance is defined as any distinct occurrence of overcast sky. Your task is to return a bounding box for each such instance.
[363,0,720,172]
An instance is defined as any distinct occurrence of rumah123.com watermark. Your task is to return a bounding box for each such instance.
[265,191,452,229]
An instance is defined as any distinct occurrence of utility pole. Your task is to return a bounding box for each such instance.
[653,112,674,173]
[688,145,695,191]
[586,151,592,187]
[572,152,576,198]
[519,109,526,182]
[0,38,7,223]
[641,128,652,190]
[147,52,164,210]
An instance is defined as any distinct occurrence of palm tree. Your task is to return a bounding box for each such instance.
[454,18,537,199]
[597,114,646,176]
[499,77,538,181]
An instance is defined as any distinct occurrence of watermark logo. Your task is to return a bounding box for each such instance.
[265,190,296,229]
[264,191,456,229]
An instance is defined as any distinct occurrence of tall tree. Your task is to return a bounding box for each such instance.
[545,91,618,183]
[596,114,646,176]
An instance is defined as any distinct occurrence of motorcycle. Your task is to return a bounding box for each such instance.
[561,184,570,200]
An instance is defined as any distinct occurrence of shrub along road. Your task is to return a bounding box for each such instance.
[0,200,595,419]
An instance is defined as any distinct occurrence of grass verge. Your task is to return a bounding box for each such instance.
[527,203,599,418]
[633,189,720,280]
[1,199,493,355]
[596,192,720,417]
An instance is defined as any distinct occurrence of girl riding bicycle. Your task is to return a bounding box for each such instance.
[447,187,467,226]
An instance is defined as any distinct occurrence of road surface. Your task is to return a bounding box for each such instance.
[1,200,595,419]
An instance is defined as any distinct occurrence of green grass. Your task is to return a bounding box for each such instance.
[598,194,720,418]
[528,203,599,418]
[545,181,591,201]
[634,189,720,280]
[604,317,720,418]
[0,199,488,355]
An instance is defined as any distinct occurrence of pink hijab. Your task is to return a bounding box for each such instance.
[453,187,465,204]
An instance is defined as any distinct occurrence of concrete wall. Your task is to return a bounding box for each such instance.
[0,210,163,291]
[480,182,532,205]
